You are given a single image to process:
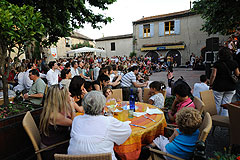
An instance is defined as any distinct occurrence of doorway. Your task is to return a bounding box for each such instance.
[145,51,159,63]
[165,50,181,66]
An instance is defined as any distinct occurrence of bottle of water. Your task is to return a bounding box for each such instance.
[129,89,135,118]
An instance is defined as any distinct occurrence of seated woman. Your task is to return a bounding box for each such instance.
[168,83,195,123]
[103,86,113,101]
[148,108,202,160]
[69,76,87,112]
[60,69,71,89]
[68,91,132,160]
[39,85,75,160]
[93,74,110,91]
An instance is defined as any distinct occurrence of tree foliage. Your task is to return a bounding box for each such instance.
[7,0,117,46]
[192,0,240,35]
[71,41,94,50]
[0,0,45,105]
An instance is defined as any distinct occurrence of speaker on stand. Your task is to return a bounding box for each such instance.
[205,37,219,79]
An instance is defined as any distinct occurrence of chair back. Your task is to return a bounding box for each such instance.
[54,153,112,160]
[143,88,166,103]
[22,111,42,160]
[199,112,212,142]
[143,88,150,103]
[200,90,217,116]
[227,103,240,145]
[110,89,122,101]
[193,96,205,115]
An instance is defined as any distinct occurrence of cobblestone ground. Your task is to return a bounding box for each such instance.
[149,68,229,158]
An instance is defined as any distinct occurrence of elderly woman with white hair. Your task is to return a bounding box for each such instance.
[68,91,131,160]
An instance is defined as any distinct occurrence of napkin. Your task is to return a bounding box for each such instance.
[124,121,131,124]
[114,109,122,112]
[146,107,163,115]
[133,112,146,117]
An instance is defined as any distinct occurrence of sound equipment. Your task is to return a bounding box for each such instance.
[206,37,219,51]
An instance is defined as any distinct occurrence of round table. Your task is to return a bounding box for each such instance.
[112,102,167,160]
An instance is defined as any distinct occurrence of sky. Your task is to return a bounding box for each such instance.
[77,0,193,40]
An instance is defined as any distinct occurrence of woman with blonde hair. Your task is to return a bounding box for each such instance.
[39,84,75,160]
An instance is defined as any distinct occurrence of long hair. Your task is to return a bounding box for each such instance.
[39,85,71,136]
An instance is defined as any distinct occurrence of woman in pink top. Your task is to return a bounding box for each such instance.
[168,83,195,123]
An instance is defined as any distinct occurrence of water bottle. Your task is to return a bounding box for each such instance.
[129,89,135,118]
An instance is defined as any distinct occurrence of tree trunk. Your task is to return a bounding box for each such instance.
[2,76,9,105]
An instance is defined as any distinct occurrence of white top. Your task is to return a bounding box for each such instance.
[193,82,209,99]
[71,67,79,78]
[150,93,165,109]
[46,69,58,86]
[68,115,131,160]
[121,71,136,87]
[23,69,33,91]
[13,72,25,92]
[93,67,100,80]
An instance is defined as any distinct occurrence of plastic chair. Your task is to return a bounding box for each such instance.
[150,112,212,160]
[193,96,205,115]
[227,103,240,146]
[54,153,112,160]
[200,90,229,134]
[110,89,122,101]
[22,111,69,160]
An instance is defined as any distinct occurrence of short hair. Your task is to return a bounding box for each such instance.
[112,64,117,71]
[149,81,166,91]
[71,61,77,67]
[82,91,106,115]
[69,76,85,99]
[61,69,71,79]
[106,65,113,73]
[65,62,70,68]
[48,61,56,69]
[84,81,93,92]
[200,75,207,82]
[176,108,202,135]
[130,66,139,72]
[29,69,39,77]
[99,74,110,82]
[173,83,191,97]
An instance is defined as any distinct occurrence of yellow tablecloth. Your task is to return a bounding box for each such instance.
[113,102,167,160]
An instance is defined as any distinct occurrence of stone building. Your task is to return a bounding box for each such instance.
[95,34,132,57]
[132,10,228,65]
[46,31,94,61]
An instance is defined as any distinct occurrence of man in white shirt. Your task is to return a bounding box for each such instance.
[71,61,79,78]
[193,75,209,98]
[93,63,100,80]
[46,61,59,86]
[22,63,35,92]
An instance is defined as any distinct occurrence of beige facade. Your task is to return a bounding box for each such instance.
[46,32,94,61]
[95,34,132,57]
[133,10,228,65]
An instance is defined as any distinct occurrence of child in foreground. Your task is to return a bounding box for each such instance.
[148,108,202,160]
[148,81,166,109]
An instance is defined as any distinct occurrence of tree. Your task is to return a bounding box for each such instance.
[192,0,240,35]
[7,0,117,46]
[0,0,45,105]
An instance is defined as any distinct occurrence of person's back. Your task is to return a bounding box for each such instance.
[193,75,209,98]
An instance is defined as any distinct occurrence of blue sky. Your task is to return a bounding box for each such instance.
[77,0,194,39]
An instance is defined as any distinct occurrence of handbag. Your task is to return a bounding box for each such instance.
[222,62,239,84]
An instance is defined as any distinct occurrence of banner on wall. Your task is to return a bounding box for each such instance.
[50,47,57,58]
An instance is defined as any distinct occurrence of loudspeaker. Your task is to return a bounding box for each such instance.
[206,37,219,51]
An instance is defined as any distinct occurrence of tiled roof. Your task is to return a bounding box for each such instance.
[71,32,93,41]
[95,34,132,41]
[133,10,195,24]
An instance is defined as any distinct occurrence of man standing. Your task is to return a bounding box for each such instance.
[46,61,58,86]
[24,69,46,105]
[71,61,79,78]
[93,63,100,80]
[121,66,148,102]
[193,75,209,99]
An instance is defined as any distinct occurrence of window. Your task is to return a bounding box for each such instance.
[111,42,115,51]
[164,21,175,35]
[65,38,71,47]
[143,24,150,37]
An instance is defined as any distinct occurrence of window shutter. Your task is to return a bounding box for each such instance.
[174,20,180,34]
[150,23,154,37]
[139,25,143,39]
[159,22,164,37]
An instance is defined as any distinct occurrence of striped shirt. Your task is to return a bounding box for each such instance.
[121,71,136,87]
